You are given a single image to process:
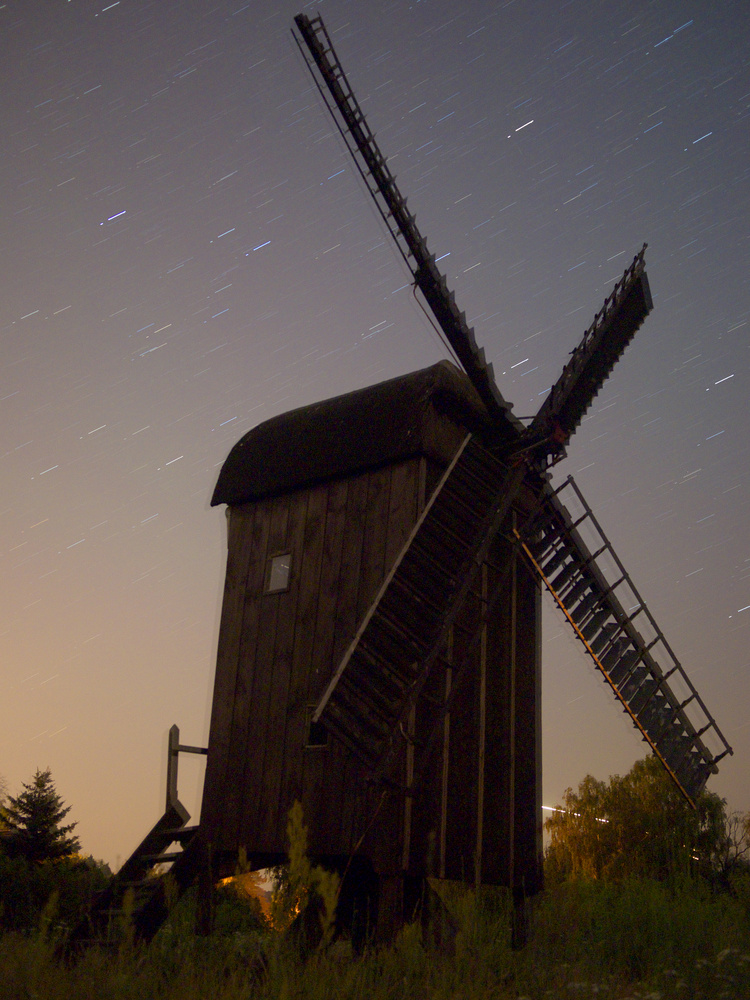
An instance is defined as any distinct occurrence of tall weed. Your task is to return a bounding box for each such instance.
[522,874,750,994]
[1,867,748,999]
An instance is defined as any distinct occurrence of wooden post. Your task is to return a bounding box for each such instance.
[166,724,179,810]
[509,529,517,892]
[438,633,452,880]
[475,564,488,888]
[195,840,215,937]
[402,704,416,871]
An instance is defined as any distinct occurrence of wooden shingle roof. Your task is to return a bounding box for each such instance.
[212,361,518,506]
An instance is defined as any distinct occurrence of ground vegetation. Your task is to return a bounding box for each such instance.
[0,762,748,997]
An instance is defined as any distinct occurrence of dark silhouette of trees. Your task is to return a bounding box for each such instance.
[0,769,110,933]
[1,768,80,863]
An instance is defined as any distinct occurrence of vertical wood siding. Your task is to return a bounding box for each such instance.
[202,458,421,859]
[201,448,542,893]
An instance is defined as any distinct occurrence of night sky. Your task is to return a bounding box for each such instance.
[3,0,748,869]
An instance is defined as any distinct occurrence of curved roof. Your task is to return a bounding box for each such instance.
[212,361,511,506]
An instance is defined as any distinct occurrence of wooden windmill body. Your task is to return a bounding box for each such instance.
[67,12,732,952]
[200,361,543,906]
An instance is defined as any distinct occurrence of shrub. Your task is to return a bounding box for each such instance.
[0,851,110,934]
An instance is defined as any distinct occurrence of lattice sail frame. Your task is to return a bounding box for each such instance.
[518,478,732,802]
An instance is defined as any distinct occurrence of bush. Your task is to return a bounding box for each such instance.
[0,871,748,999]
[524,874,750,990]
[0,851,110,934]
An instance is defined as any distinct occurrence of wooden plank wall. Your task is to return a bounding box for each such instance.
[201,442,542,892]
[199,506,261,844]
[200,457,422,864]
[509,561,543,896]
[406,513,543,894]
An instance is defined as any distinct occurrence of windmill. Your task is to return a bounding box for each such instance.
[66,13,732,952]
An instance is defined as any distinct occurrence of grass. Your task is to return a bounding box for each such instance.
[1,874,749,999]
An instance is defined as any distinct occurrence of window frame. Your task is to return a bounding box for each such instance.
[264,550,292,594]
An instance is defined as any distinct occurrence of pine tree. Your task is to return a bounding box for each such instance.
[0,768,80,863]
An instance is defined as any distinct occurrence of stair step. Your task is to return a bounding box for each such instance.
[387,569,453,622]
[461,441,506,477]
[329,681,391,737]
[445,470,496,508]
[374,603,434,662]
[620,666,646,701]
[549,559,581,593]
[378,574,447,629]
[540,545,570,577]
[339,665,402,720]
[357,632,423,689]
[533,516,567,550]
[590,623,621,656]
[674,753,708,797]
[402,540,459,592]
[663,731,696,766]
[655,723,684,758]
[159,825,199,840]
[417,516,474,563]
[347,636,410,691]
[600,641,629,673]
[325,705,381,761]
[438,475,494,517]
[641,699,673,738]
[140,851,183,863]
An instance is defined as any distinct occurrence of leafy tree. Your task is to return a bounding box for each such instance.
[0,851,111,933]
[545,755,729,884]
[0,768,80,863]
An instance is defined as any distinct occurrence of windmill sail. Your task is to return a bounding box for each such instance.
[518,478,732,802]
[294,13,650,466]
[520,246,653,456]
[293,13,519,437]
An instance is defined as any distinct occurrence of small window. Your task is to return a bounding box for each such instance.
[265,552,291,594]
[305,706,328,748]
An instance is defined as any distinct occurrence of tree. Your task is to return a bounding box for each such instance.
[0,768,80,863]
[545,755,729,884]
[708,808,750,890]
[0,850,111,933]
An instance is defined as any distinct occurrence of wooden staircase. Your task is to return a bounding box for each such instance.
[518,477,733,804]
[63,803,200,954]
[315,434,529,776]
[62,726,206,956]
